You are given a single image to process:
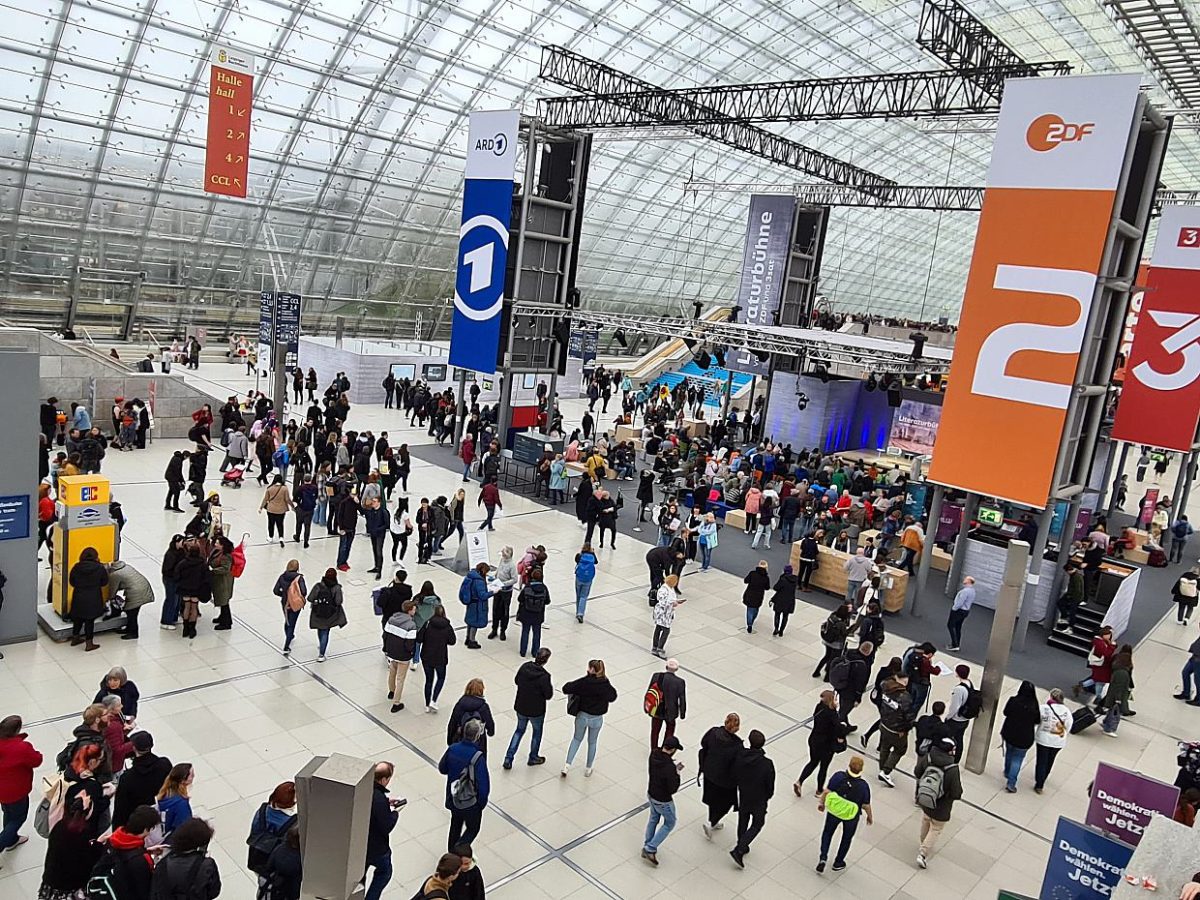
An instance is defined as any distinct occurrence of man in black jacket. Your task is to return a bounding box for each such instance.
[730,729,775,867]
[504,648,553,769]
[698,713,743,838]
[112,731,172,827]
[648,658,687,749]
[835,642,873,731]
[645,545,682,599]
[363,761,401,900]
[641,735,684,866]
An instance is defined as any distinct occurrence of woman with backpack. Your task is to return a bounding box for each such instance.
[769,565,800,638]
[815,754,873,874]
[574,544,598,623]
[516,568,551,657]
[259,475,293,548]
[246,782,297,891]
[149,817,221,899]
[1175,568,1200,625]
[307,568,347,663]
[272,560,307,656]
[812,605,852,677]
[793,690,847,796]
[999,680,1041,793]
[38,744,109,899]
[445,679,496,754]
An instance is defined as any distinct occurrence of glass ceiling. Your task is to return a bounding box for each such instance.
[0,0,1197,339]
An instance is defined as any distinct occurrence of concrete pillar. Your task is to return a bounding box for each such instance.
[335,316,346,349]
[965,540,1029,775]
[0,350,38,657]
[1013,502,1056,653]
[1107,442,1131,517]
[295,753,374,900]
[945,493,979,597]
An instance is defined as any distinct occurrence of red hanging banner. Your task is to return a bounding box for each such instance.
[1111,205,1200,452]
[204,47,255,198]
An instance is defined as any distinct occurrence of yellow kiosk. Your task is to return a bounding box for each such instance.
[50,474,118,617]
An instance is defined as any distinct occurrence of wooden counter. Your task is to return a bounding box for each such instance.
[614,424,640,443]
[789,541,910,613]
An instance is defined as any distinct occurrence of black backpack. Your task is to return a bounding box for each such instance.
[820,615,847,645]
[958,681,983,720]
[311,585,337,619]
[828,655,854,691]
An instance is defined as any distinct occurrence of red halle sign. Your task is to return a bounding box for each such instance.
[204,47,254,198]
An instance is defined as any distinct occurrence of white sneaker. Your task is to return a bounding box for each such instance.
[712,821,724,830]
[160,624,176,631]
[425,705,432,713]
[878,772,895,787]
[561,765,570,777]
[317,655,326,662]
[410,662,419,671]
[702,822,713,840]
[917,853,927,869]
[584,767,593,777]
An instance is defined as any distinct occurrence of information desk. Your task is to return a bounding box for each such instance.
[789,541,909,613]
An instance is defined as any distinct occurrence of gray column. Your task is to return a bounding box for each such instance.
[910,483,945,617]
[453,368,468,447]
[0,350,38,655]
[965,540,1029,775]
[296,753,374,900]
[273,343,289,420]
[335,316,345,349]
[1173,451,1189,516]
[945,493,980,597]
[1107,443,1131,517]
[1013,503,1056,653]
[1181,451,1199,516]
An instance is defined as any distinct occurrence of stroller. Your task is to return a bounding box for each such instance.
[222,467,246,489]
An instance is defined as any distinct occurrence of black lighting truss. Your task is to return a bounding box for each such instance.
[537,45,894,191]
[538,64,1068,130]
[1105,0,1200,111]
[918,0,1070,96]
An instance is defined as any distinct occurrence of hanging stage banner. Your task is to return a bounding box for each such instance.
[728,194,796,377]
[1111,206,1200,451]
[928,74,1143,508]
[448,109,520,376]
[204,47,254,198]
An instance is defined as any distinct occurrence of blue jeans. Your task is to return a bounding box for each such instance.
[520,622,542,657]
[846,580,863,603]
[317,628,330,655]
[1103,704,1122,734]
[283,608,300,650]
[412,641,422,665]
[746,607,759,631]
[700,544,713,570]
[781,518,796,544]
[1183,658,1200,700]
[337,532,354,566]
[480,504,497,529]
[1003,743,1028,790]
[505,714,545,764]
[657,532,671,547]
[566,712,604,767]
[363,850,392,900]
[462,461,472,480]
[819,813,859,864]
[643,796,677,852]
[0,797,29,850]
[423,662,446,704]
[575,579,593,618]
[161,577,179,625]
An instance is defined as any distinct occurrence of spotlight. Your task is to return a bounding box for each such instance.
[930,373,943,389]
[683,338,698,351]
[910,331,927,360]
[796,392,809,411]
[752,349,770,363]
[613,328,627,349]
[813,364,829,383]
[692,300,704,320]
[728,307,741,324]
[865,373,877,392]
[917,375,929,391]
[695,349,712,370]
[879,373,893,390]
[552,318,571,344]
[714,346,727,368]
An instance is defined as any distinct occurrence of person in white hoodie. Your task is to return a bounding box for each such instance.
[1033,688,1073,794]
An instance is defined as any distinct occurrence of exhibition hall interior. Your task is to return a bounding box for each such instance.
[4,1,1200,899]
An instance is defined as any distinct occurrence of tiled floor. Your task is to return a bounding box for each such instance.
[1,367,1194,899]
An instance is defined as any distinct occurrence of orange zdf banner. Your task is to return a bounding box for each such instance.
[204,47,255,198]
[928,74,1143,509]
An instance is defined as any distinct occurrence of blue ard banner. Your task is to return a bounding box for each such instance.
[448,109,520,376]
[1039,817,1132,900]
[728,193,796,377]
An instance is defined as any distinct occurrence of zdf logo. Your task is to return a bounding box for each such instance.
[1026,114,1095,152]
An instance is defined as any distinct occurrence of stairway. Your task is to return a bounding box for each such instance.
[647,363,755,409]
[1045,602,1107,657]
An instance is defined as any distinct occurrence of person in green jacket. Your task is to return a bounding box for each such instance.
[209,537,235,631]
[1100,648,1134,736]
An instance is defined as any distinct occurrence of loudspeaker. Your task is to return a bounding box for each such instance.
[887,388,902,408]
[539,143,575,202]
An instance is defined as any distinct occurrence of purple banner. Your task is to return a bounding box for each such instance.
[936,503,963,543]
[1084,762,1179,846]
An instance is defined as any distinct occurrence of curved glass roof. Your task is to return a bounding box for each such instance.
[1,0,1198,338]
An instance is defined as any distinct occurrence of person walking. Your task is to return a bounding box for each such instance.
[488,547,516,640]
[574,544,598,623]
[770,564,799,637]
[946,576,975,652]
[698,713,743,838]
[439,720,490,851]
[458,563,490,649]
[416,605,456,713]
[843,549,874,604]
[812,604,852,677]
[729,729,774,869]
[260,475,293,548]
[0,715,41,852]
[273,560,307,656]
[915,737,964,869]
[308,568,347,662]
[1033,688,1073,794]
[293,475,318,548]
[383,599,418,713]
[561,659,618,778]
[1000,680,1041,792]
[516,568,550,658]
[943,664,978,761]
[504,648,553,769]
[742,560,770,634]
[875,672,913,788]
[1075,625,1117,706]
[1174,568,1200,626]
[459,434,475,482]
[646,658,687,749]
[651,574,684,658]
[797,532,819,591]
[334,488,359,571]
[793,691,846,796]
[1100,649,1134,737]
[477,477,502,530]
[833,642,873,731]
[363,762,401,900]
[1173,516,1196,564]
[364,499,390,579]
[815,755,873,873]
[641,735,685,866]
[164,450,187,511]
[105,559,154,641]
[67,547,108,651]
[1177,624,1200,705]
[446,679,496,755]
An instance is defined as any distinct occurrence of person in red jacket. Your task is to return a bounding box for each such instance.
[0,715,43,851]
[477,477,502,531]
[459,435,475,483]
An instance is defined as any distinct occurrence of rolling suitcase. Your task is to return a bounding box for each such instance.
[1070,704,1097,734]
